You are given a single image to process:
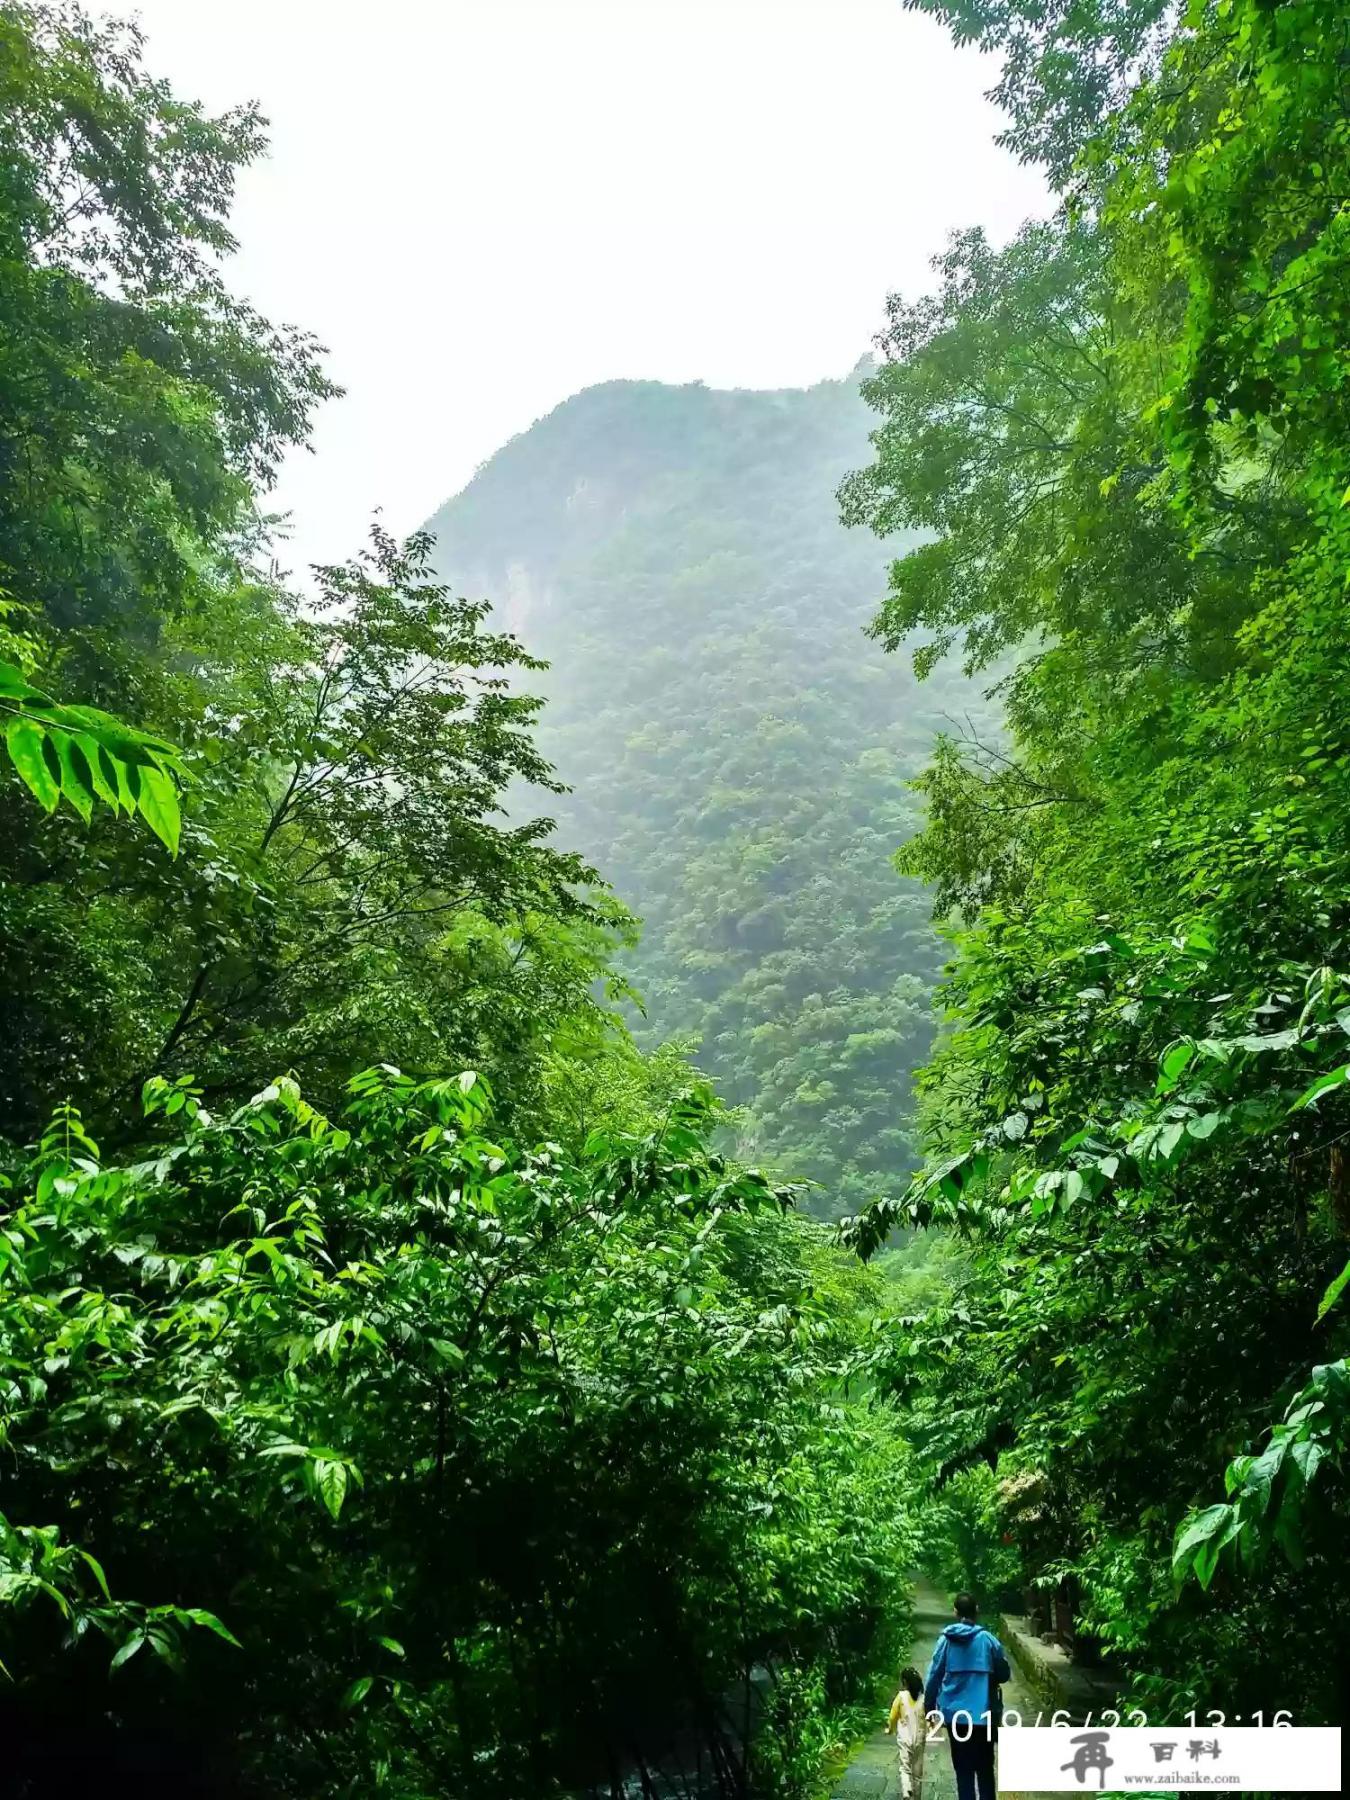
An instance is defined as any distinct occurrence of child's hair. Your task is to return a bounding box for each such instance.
[900,1666,923,1701]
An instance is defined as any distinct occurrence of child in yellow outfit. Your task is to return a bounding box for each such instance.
[886,1665,927,1800]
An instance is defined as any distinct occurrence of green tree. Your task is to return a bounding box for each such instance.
[1,1069,915,1796]
[0,5,623,1144]
[846,0,1350,1722]
[0,0,332,665]
[0,15,921,1796]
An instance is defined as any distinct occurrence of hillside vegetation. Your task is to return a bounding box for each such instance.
[425,376,981,1217]
[0,9,915,1794]
[843,0,1350,1725]
[7,0,1350,1789]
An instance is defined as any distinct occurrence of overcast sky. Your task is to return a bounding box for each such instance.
[102,0,1047,579]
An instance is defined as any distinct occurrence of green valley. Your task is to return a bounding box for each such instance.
[5,0,1350,1795]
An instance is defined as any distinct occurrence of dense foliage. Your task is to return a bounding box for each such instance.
[0,7,917,1794]
[845,0,1350,1723]
[2,1069,914,1798]
[0,655,184,850]
[0,0,614,1142]
[424,378,984,1218]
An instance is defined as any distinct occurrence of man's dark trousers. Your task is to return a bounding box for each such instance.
[948,1724,996,1800]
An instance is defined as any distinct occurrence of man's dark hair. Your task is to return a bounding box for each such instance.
[954,1591,978,1619]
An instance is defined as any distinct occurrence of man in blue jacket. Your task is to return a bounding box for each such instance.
[924,1591,1012,1800]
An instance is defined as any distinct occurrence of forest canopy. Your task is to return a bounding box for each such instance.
[0,6,917,1795]
[6,0,1350,1789]
[844,0,1350,1724]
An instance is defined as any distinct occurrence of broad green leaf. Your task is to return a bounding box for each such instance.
[1172,1503,1230,1579]
[0,661,42,699]
[76,732,119,808]
[1157,1040,1195,1092]
[1238,1440,1283,1516]
[5,717,60,810]
[1155,1121,1185,1161]
[1289,1438,1325,1487]
[1316,1258,1350,1324]
[136,763,181,855]
[54,730,94,823]
[1230,1028,1302,1054]
[114,755,141,812]
[110,1632,147,1673]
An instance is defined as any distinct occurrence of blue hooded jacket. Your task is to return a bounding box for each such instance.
[924,1620,1012,1729]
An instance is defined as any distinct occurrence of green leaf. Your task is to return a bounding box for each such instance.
[79,1550,111,1600]
[1317,1258,1350,1324]
[314,1456,349,1520]
[110,1632,147,1673]
[54,730,94,823]
[1155,1121,1186,1161]
[181,1607,242,1647]
[1172,1503,1230,1580]
[136,764,181,855]
[1231,1028,1301,1054]
[1237,1440,1282,1516]
[1291,1064,1350,1111]
[1192,1536,1222,1590]
[341,1675,373,1710]
[1158,1040,1195,1092]
[5,717,60,810]
[1289,1438,1325,1487]
[0,661,43,700]
[1187,1112,1221,1140]
[77,732,120,808]
[115,754,141,812]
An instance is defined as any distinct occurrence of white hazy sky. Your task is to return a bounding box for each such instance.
[101,0,1048,577]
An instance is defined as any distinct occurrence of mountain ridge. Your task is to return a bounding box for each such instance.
[423,371,985,1214]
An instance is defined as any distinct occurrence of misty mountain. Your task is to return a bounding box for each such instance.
[423,373,985,1215]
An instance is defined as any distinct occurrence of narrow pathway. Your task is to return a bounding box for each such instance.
[829,1576,1055,1800]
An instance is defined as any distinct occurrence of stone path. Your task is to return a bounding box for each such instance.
[829,1576,1058,1800]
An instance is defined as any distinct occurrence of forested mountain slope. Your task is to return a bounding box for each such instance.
[424,375,981,1216]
